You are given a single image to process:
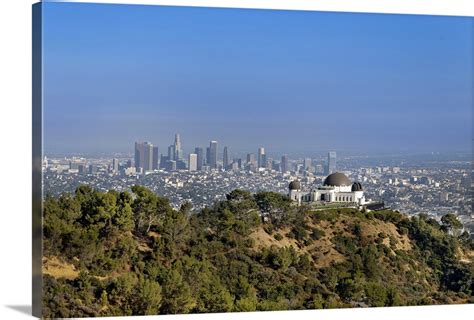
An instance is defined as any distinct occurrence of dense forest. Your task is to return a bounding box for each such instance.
[42,185,473,318]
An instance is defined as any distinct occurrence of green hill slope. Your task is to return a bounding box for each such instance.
[42,186,473,318]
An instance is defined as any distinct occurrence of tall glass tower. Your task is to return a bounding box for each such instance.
[209,140,218,169]
[134,141,153,172]
[152,146,159,170]
[328,151,337,174]
[195,147,204,171]
[174,133,182,160]
[223,146,229,170]
[258,147,266,168]
[281,155,289,173]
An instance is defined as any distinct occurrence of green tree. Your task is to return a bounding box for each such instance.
[337,276,364,302]
[254,192,291,225]
[226,189,253,202]
[264,246,297,271]
[132,185,171,234]
[441,214,463,236]
[386,286,402,306]
[115,200,134,232]
[233,276,258,312]
[100,290,108,308]
[310,293,325,309]
[134,277,162,315]
[179,201,193,217]
[160,270,195,314]
[197,278,234,313]
[364,282,387,307]
[160,210,190,261]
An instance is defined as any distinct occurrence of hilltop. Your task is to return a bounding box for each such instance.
[42,186,474,318]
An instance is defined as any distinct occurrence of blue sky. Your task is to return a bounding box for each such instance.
[42,2,472,155]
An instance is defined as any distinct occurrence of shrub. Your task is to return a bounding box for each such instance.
[310,227,326,240]
[274,233,283,241]
[399,227,409,235]
[263,224,274,235]
[290,225,308,241]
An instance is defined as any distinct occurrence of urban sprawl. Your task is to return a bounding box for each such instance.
[43,133,473,236]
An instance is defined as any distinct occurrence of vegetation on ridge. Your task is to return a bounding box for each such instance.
[42,185,474,318]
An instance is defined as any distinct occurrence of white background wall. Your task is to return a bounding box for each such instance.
[0,0,473,319]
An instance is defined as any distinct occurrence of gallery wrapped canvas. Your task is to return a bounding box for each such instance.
[32,1,473,318]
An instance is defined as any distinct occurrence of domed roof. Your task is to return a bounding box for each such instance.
[351,182,363,191]
[289,180,301,190]
[323,172,351,186]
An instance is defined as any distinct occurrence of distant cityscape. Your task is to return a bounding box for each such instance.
[130,134,309,175]
[43,133,473,236]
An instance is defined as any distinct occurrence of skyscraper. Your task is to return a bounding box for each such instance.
[281,155,289,173]
[223,146,229,170]
[159,154,168,169]
[88,164,98,174]
[143,142,153,172]
[209,140,218,169]
[258,147,265,168]
[112,158,119,172]
[327,151,337,174]
[265,157,272,170]
[134,142,141,170]
[135,142,153,172]
[206,147,210,166]
[188,153,197,171]
[168,160,177,171]
[304,158,312,172]
[77,164,86,174]
[195,147,204,171]
[236,158,242,169]
[246,153,255,164]
[272,159,280,171]
[315,164,324,174]
[152,146,159,170]
[168,145,176,161]
[233,158,242,170]
[174,133,183,160]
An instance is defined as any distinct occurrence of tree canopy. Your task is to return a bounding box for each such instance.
[42,186,474,318]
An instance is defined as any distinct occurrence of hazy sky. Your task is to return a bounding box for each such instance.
[42,2,472,155]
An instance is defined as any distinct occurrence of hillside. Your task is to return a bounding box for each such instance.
[42,186,474,318]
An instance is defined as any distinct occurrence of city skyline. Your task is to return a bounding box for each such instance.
[42,3,472,155]
[43,131,472,237]
[132,133,339,174]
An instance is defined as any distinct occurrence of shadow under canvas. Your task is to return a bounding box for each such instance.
[6,305,32,316]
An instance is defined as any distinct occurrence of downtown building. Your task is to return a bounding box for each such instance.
[195,147,204,171]
[281,155,289,173]
[258,147,266,168]
[160,133,186,171]
[188,153,198,171]
[327,151,337,174]
[134,142,156,173]
[208,140,218,169]
[223,146,230,170]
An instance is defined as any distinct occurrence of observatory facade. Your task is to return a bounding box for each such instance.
[289,172,367,206]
